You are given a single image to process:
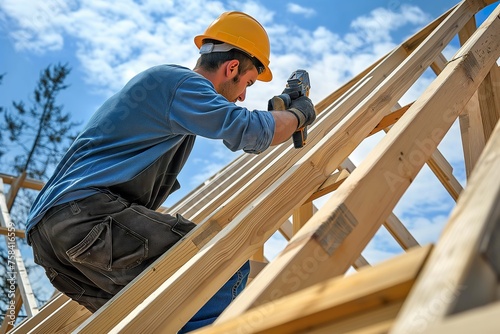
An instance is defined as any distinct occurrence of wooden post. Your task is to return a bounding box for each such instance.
[292,202,314,235]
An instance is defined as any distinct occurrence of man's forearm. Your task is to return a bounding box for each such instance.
[270,110,299,145]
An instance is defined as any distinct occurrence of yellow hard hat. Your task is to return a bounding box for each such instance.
[194,11,273,82]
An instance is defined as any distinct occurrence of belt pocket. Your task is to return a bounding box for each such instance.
[66,216,148,271]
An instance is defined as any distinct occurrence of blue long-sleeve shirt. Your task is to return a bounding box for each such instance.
[26,64,275,232]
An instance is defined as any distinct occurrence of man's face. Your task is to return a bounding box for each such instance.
[219,66,259,103]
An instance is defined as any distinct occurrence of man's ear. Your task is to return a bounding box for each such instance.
[225,59,239,79]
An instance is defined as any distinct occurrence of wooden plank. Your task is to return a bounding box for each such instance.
[386,105,462,203]
[430,53,449,75]
[97,3,490,332]
[0,180,38,317]
[250,247,264,262]
[216,2,500,322]
[305,302,399,334]
[278,219,293,241]
[194,245,431,334]
[292,202,314,234]
[390,59,500,332]
[282,216,371,271]
[0,226,25,238]
[0,288,22,334]
[457,15,488,178]
[384,122,463,201]
[384,213,419,250]
[459,92,486,177]
[422,301,500,334]
[427,149,464,201]
[170,153,257,218]
[306,169,350,202]
[477,64,500,141]
[0,172,44,191]
[352,255,371,269]
[28,299,90,334]
[5,171,26,210]
[369,103,412,136]
[341,159,419,250]
[9,293,72,333]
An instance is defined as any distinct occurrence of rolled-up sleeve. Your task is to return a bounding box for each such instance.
[168,76,275,154]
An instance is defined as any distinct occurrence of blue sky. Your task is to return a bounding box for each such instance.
[1,0,498,301]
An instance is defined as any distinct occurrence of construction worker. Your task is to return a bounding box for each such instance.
[25,11,316,332]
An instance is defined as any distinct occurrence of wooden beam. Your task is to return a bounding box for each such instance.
[459,92,486,177]
[9,293,92,334]
[342,159,419,250]
[426,148,464,201]
[407,53,465,201]
[0,172,44,192]
[0,288,22,334]
[0,226,25,238]
[194,245,431,334]
[422,301,500,334]
[457,14,488,178]
[28,298,90,334]
[352,255,371,269]
[305,302,399,334]
[369,103,412,136]
[250,247,265,262]
[477,64,500,141]
[248,260,267,284]
[217,2,500,323]
[391,71,500,333]
[170,153,258,218]
[281,216,372,270]
[5,171,27,210]
[292,201,314,235]
[384,213,419,250]
[306,169,350,202]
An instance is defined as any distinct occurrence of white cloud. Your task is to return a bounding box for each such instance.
[351,5,430,44]
[287,3,316,18]
[1,1,433,100]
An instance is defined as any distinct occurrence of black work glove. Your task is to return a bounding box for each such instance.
[287,95,316,129]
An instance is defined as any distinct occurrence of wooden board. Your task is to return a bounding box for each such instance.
[194,245,431,334]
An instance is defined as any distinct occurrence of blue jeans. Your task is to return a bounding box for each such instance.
[179,261,250,333]
[28,191,250,332]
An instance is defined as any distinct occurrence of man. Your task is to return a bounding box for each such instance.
[26,11,315,332]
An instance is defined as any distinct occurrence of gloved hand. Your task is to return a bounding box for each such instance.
[287,95,316,129]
